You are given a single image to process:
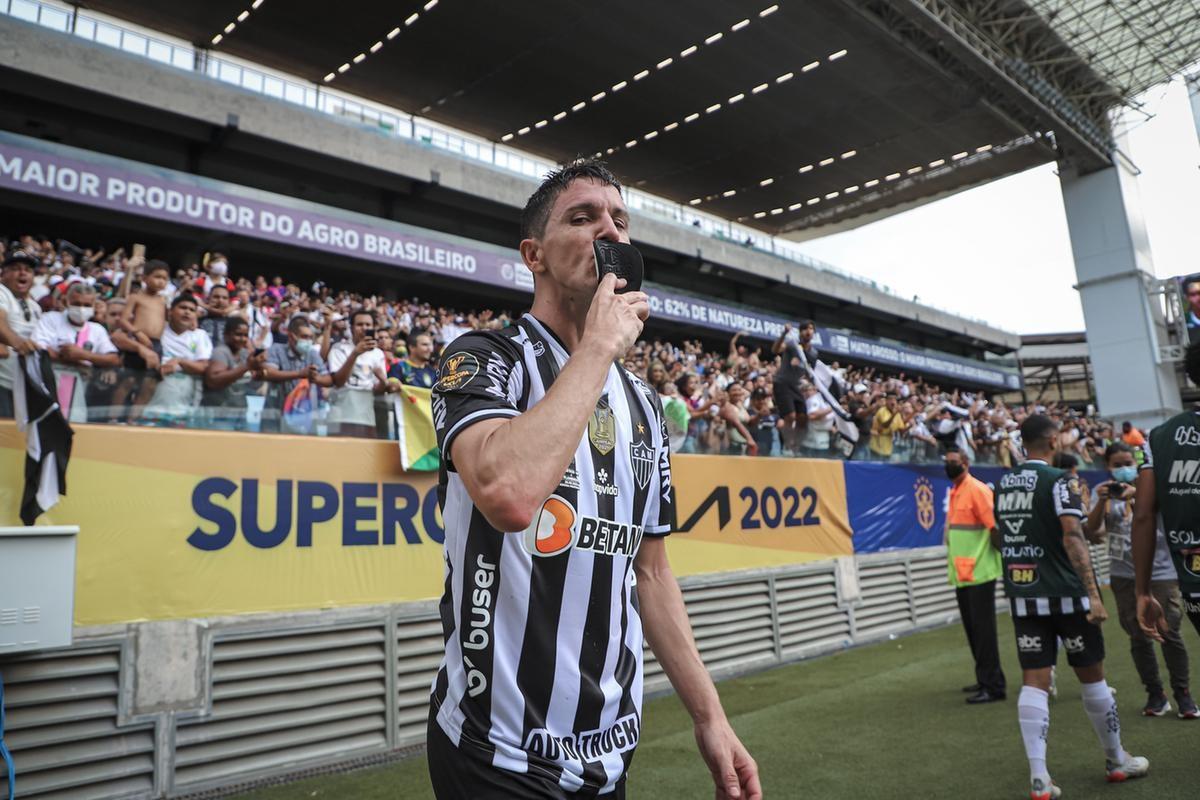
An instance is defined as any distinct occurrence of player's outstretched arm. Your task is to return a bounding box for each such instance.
[1130,467,1167,641]
[634,537,762,800]
[1061,515,1106,625]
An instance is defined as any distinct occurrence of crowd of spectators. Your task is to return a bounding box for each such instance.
[0,234,1139,464]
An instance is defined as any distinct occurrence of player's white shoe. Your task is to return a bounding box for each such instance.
[1030,776,1061,799]
[1104,754,1149,783]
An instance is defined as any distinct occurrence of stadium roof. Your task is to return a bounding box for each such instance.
[79,0,1199,239]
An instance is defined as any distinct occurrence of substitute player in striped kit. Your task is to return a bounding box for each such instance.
[426,160,760,800]
[995,414,1148,800]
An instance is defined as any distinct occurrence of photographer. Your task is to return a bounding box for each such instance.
[1085,442,1196,718]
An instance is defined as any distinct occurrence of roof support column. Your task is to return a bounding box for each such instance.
[1058,154,1180,428]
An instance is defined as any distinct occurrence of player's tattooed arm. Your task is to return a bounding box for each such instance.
[1062,515,1107,623]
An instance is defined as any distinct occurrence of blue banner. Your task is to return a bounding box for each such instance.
[846,463,1108,553]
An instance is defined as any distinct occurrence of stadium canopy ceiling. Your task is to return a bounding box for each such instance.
[80,0,1199,239]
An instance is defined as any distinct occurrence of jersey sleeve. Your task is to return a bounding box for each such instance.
[1139,437,1154,471]
[642,393,675,536]
[1052,474,1085,518]
[432,331,523,465]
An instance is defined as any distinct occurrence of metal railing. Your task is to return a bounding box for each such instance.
[0,0,1015,333]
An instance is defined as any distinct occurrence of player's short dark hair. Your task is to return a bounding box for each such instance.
[145,259,170,276]
[287,315,313,335]
[1186,341,1200,386]
[170,294,197,309]
[520,158,622,241]
[1104,441,1134,463]
[1020,413,1058,449]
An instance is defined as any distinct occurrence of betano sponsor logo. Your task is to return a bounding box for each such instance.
[520,496,643,558]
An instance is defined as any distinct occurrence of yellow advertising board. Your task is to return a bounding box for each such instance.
[0,423,850,625]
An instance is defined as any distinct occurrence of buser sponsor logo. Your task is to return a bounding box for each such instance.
[463,553,497,698]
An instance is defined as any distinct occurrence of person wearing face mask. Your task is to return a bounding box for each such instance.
[261,315,332,433]
[31,282,120,423]
[195,252,235,298]
[1085,442,1196,719]
[943,445,1006,704]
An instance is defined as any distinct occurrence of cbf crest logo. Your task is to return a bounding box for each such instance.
[915,476,935,532]
[589,395,616,455]
[630,440,654,490]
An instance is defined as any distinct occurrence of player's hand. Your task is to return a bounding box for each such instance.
[694,719,761,800]
[1136,593,1168,642]
[1087,601,1108,626]
[583,272,648,360]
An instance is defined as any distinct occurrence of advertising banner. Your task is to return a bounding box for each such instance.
[0,131,1017,388]
[846,462,1109,554]
[0,424,851,625]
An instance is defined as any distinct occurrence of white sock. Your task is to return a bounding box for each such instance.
[1080,680,1124,762]
[1018,686,1051,781]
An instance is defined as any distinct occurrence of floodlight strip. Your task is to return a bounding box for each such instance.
[210,0,266,47]
[322,0,441,83]
[595,48,849,160]
[499,4,782,143]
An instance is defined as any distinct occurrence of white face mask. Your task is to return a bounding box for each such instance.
[67,305,94,324]
[209,261,228,277]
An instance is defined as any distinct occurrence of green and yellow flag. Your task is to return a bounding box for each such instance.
[393,386,440,472]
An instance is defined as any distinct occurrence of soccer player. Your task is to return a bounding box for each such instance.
[426,160,760,799]
[1134,341,1200,643]
[994,414,1148,800]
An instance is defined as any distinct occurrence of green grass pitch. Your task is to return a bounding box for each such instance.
[231,595,1199,799]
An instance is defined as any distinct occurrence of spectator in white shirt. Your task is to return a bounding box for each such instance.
[800,380,835,457]
[142,295,213,424]
[327,308,388,437]
[0,250,42,417]
[31,282,120,422]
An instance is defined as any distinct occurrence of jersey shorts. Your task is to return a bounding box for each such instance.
[427,711,626,800]
[1012,612,1105,670]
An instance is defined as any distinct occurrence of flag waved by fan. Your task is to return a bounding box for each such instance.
[11,352,73,525]
[393,384,439,471]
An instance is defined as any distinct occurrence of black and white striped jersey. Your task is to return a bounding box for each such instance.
[429,313,673,795]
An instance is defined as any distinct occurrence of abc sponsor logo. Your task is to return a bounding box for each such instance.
[1062,635,1086,654]
[1017,634,1043,653]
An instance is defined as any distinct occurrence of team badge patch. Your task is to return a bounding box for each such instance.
[589,396,616,455]
[435,352,479,391]
[630,441,654,490]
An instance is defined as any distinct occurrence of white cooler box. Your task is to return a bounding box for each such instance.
[0,526,78,654]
